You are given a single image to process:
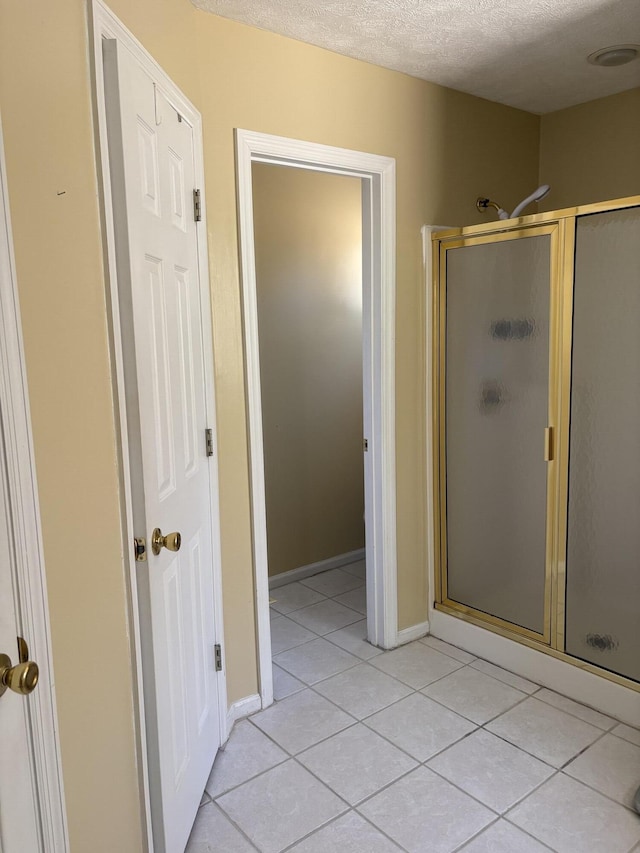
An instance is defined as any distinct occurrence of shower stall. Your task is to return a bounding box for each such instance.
[431,195,640,691]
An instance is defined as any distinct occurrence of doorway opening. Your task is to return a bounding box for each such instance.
[235,130,398,707]
[253,163,368,687]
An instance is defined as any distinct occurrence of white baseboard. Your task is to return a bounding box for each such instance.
[396,620,430,646]
[225,693,262,741]
[269,548,365,589]
[429,609,640,727]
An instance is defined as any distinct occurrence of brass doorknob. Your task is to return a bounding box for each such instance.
[151,527,182,556]
[0,653,39,698]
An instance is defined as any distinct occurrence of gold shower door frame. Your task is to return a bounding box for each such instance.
[431,195,640,689]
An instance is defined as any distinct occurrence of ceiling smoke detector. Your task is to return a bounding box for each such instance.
[587,44,640,67]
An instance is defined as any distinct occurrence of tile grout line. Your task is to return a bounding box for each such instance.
[517,688,619,731]
[273,643,366,685]
[478,700,640,801]
[555,729,640,817]
[272,588,372,670]
[449,815,502,853]
[212,751,351,850]
[276,807,411,853]
[351,809,413,853]
[291,737,422,810]
[452,810,557,853]
[496,735,640,846]
[421,669,535,722]
[206,748,290,801]
[425,748,555,819]
[204,800,261,852]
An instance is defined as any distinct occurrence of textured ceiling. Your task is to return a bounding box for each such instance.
[192,0,640,113]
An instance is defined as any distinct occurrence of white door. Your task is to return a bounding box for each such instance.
[103,41,222,853]
[0,423,42,853]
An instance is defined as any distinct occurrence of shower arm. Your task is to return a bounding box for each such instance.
[476,197,509,220]
[476,186,550,222]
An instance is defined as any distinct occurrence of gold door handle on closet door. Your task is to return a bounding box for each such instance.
[151,527,182,556]
[0,637,39,698]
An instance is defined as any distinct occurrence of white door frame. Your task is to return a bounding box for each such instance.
[236,130,398,707]
[0,113,69,852]
[91,4,228,849]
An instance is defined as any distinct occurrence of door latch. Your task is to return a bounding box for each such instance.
[134,537,147,562]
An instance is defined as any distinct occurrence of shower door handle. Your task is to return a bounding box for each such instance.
[544,427,554,462]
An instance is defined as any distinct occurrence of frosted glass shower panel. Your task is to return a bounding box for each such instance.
[445,235,550,635]
[566,207,640,682]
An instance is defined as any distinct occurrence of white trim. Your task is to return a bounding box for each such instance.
[396,621,430,646]
[225,694,262,734]
[236,129,398,710]
[268,549,365,589]
[0,114,69,851]
[430,610,640,726]
[91,4,228,850]
[423,224,640,727]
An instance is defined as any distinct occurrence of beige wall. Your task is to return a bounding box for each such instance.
[0,0,540,847]
[253,164,364,577]
[539,88,640,211]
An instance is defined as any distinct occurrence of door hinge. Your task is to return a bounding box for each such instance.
[193,188,202,222]
[363,438,368,452]
[205,428,214,457]
[214,644,223,672]
[544,426,554,462]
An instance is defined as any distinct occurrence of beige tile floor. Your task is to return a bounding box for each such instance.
[188,561,640,853]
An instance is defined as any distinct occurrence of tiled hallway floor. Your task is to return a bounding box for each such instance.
[188,561,640,852]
